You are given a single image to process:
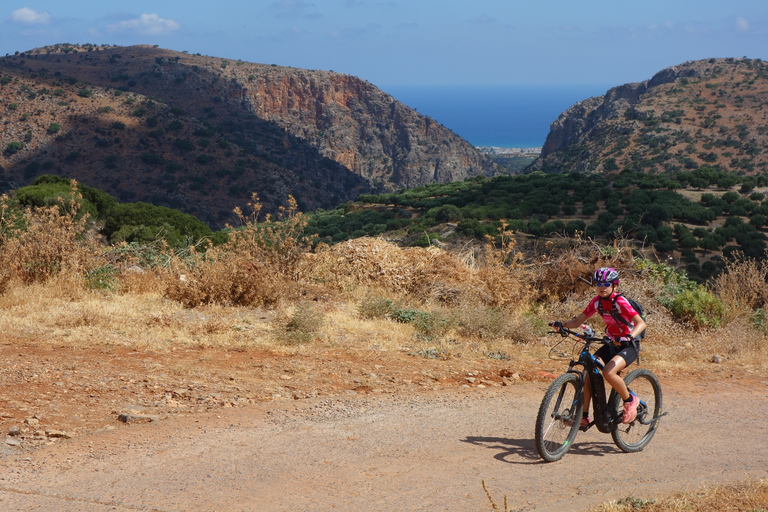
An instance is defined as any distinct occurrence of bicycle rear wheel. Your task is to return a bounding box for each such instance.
[535,373,583,462]
[610,368,663,452]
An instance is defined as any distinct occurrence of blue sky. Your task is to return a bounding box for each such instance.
[2,1,766,88]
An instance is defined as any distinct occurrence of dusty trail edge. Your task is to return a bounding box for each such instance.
[0,375,766,512]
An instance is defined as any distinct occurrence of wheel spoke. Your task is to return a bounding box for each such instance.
[535,374,582,462]
[611,369,663,453]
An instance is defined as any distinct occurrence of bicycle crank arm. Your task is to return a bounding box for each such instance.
[639,411,668,425]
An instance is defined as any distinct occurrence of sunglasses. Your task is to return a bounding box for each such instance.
[594,282,613,287]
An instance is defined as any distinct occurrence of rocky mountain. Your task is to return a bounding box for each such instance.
[0,44,494,228]
[531,58,768,176]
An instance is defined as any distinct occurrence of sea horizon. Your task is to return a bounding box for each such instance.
[383,84,614,149]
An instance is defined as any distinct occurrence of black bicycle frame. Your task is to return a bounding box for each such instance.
[566,340,622,434]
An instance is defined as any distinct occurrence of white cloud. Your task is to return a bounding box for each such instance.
[9,7,51,24]
[736,17,749,32]
[107,13,180,35]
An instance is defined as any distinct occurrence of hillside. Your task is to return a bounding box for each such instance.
[0,43,494,228]
[531,58,768,176]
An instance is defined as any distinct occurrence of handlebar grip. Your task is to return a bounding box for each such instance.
[549,321,564,328]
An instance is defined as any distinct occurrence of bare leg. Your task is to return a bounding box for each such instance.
[603,355,630,400]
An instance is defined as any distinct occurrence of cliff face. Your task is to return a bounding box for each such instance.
[532,58,768,175]
[0,44,494,227]
[244,71,493,188]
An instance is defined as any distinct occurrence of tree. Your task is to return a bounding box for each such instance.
[641,204,670,228]
[750,214,767,229]
[699,234,724,252]
[4,141,23,155]
[103,202,213,247]
[581,203,598,216]
[526,219,545,237]
[432,204,462,223]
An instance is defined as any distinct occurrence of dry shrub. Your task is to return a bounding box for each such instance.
[162,252,291,308]
[299,242,358,292]
[322,237,474,297]
[715,258,768,316]
[532,237,637,302]
[282,301,326,345]
[589,477,768,512]
[475,238,533,307]
[696,315,766,360]
[455,302,541,344]
[357,292,393,319]
[116,267,162,294]
[161,195,306,308]
[0,188,105,293]
[318,237,532,308]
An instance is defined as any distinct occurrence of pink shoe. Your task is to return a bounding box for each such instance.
[566,415,591,429]
[622,393,640,423]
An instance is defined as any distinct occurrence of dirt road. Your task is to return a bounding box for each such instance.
[1,377,766,512]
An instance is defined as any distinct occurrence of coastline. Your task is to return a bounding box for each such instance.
[476,146,542,155]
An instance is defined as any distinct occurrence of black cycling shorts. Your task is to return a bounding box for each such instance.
[595,341,639,367]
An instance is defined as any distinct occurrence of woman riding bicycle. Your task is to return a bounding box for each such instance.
[552,267,646,427]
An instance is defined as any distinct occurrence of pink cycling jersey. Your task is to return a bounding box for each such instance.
[582,293,639,338]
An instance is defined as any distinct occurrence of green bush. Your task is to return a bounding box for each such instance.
[105,154,119,169]
[663,287,728,328]
[16,175,118,220]
[430,204,463,222]
[84,265,119,291]
[110,223,185,248]
[4,142,23,155]
[412,233,439,247]
[141,152,164,165]
[174,139,194,151]
[103,202,213,247]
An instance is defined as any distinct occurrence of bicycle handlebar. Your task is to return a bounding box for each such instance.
[548,324,612,344]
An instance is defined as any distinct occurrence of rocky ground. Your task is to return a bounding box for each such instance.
[1,340,541,453]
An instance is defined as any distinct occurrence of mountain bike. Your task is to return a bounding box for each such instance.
[534,324,665,462]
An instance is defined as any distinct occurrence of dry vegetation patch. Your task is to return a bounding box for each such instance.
[587,477,768,512]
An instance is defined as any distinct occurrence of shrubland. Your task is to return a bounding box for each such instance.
[307,169,768,283]
[0,182,766,376]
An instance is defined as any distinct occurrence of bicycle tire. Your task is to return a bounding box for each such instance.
[535,373,583,462]
[610,368,663,453]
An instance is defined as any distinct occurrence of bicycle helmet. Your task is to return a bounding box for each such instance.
[593,267,619,284]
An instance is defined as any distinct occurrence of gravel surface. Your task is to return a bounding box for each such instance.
[1,377,767,511]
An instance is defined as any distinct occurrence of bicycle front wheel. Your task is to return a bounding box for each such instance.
[610,368,663,453]
[535,373,583,462]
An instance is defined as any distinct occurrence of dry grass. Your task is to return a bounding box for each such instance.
[588,477,768,512]
[0,190,105,293]
[0,191,765,372]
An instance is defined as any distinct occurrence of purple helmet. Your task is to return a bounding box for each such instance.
[593,267,619,284]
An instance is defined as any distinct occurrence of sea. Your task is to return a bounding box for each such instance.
[384,84,614,149]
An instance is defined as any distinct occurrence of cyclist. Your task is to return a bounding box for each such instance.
[551,267,646,427]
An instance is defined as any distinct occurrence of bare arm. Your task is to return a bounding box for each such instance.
[629,314,646,339]
[555,313,589,331]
